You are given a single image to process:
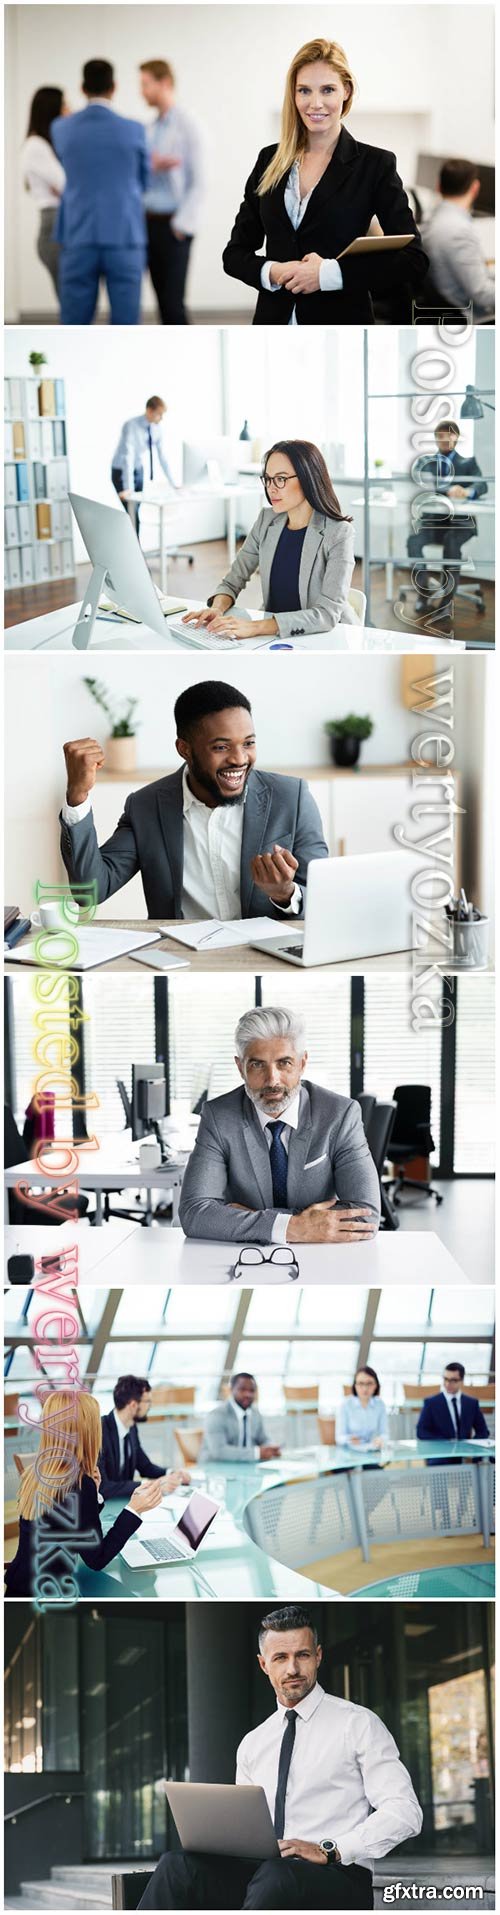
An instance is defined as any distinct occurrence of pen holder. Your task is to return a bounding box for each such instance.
[450,913,489,968]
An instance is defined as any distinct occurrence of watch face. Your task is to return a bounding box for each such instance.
[321,1841,335,1853]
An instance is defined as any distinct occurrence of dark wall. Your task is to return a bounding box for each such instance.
[4,1773,85,1894]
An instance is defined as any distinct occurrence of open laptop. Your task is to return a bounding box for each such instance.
[251,849,423,967]
[121,1489,219,1569]
[165,1782,279,1860]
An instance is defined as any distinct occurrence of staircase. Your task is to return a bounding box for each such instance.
[7,1865,114,1909]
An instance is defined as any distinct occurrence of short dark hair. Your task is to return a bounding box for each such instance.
[140,59,175,84]
[444,1362,465,1380]
[113,1374,151,1410]
[174,681,252,739]
[231,1372,256,1389]
[439,159,479,198]
[435,420,460,438]
[146,396,166,412]
[258,1605,319,1653]
[83,59,115,96]
[27,87,64,146]
[352,1364,381,1397]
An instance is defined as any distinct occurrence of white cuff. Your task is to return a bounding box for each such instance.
[271,1212,292,1245]
[62,796,93,825]
[319,259,343,292]
[261,261,282,292]
[274,882,302,916]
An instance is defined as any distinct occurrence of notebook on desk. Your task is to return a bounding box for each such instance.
[6,928,161,970]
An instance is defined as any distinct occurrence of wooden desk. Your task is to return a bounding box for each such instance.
[4,917,450,975]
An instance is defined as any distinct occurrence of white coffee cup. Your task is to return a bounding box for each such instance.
[139,1138,162,1171]
[31,899,80,934]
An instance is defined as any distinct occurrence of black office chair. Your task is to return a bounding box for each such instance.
[4,1106,91,1226]
[117,1077,133,1130]
[112,1873,155,1910]
[365,1099,399,1231]
[383,1084,443,1207]
[356,1092,376,1133]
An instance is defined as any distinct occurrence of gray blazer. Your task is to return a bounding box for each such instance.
[210,507,357,638]
[59,766,328,919]
[200,1400,269,1463]
[179,1080,381,1243]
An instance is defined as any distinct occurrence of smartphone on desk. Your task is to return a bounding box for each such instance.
[130,950,190,971]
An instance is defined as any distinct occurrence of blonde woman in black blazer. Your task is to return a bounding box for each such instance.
[223,36,428,325]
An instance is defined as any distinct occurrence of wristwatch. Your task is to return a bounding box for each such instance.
[320,1840,340,1864]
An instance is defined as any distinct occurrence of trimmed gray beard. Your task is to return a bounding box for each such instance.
[244,1080,301,1119]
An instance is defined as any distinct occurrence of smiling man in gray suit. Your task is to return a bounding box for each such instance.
[60,680,328,921]
[179,1007,381,1246]
[200,1372,281,1464]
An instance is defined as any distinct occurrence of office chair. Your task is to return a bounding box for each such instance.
[356,1092,376,1133]
[364,1099,399,1231]
[4,1106,91,1226]
[117,1078,133,1130]
[384,1085,443,1207]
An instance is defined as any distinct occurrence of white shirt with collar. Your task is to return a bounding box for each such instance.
[253,1089,301,1248]
[229,1395,259,1459]
[62,764,302,922]
[113,1406,133,1475]
[441,1387,462,1431]
[236,1682,422,1871]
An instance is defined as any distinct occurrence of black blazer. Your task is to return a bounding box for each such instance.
[417,1392,490,1442]
[223,125,429,324]
[99,1409,165,1500]
[4,1474,141,1597]
[416,452,487,540]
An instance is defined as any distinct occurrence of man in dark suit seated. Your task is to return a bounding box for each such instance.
[417,1362,490,1444]
[408,418,488,614]
[60,680,329,922]
[99,1375,190,1500]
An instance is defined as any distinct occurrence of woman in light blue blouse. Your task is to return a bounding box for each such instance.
[336,1365,388,1449]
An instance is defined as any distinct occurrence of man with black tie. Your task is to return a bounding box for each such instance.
[111,396,177,534]
[139,1604,422,1908]
[200,1372,281,1464]
[408,419,488,614]
[99,1375,190,1499]
[417,1362,490,1444]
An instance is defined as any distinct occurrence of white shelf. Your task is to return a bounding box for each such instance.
[3,375,74,594]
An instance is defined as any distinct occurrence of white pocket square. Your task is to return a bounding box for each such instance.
[304,1153,328,1170]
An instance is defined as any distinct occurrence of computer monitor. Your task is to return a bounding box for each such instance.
[131,1064,167,1141]
[415,154,495,217]
[69,493,171,649]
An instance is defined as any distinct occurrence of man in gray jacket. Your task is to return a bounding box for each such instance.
[60,680,328,920]
[179,1006,381,1246]
[200,1372,281,1464]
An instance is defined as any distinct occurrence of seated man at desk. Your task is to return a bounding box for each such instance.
[179,1005,380,1246]
[422,160,495,321]
[60,679,328,920]
[200,1371,281,1463]
[416,1362,490,1444]
[408,418,488,614]
[99,1374,191,1499]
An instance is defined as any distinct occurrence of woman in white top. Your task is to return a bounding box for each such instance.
[336,1365,389,1448]
[22,87,68,296]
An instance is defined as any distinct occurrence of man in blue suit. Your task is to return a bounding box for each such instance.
[51,58,149,324]
[417,1362,490,1443]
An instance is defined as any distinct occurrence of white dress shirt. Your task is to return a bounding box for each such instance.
[113,1407,131,1474]
[144,105,205,233]
[236,1683,422,1871]
[112,413,176,493]
[229,1396,259,1459]
[441,1387,462,1432]
[260,161,343,325]
[22,134,66,208]
[253,1089,301,1247]
[62,765,302,923]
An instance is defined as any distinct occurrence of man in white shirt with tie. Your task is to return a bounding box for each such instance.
[111,395,177,532]
[139,1604,422,1909]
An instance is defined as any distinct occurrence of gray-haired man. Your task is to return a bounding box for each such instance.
[179,1008,380,1246]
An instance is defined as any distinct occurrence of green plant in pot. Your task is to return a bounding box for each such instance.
[29,351,48,374]
[84,677,140,775]
[324,714,374,768]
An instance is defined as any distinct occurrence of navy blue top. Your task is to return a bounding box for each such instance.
[268,523,307,614]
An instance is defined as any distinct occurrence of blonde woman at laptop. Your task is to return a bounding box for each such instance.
[5,1389,164,1598]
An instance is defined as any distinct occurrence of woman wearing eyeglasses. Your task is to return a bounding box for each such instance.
[222,36,428,326]
[181,440,356,642]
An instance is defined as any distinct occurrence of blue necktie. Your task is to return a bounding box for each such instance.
[267,1121,288,1207]
[147,426,154,480]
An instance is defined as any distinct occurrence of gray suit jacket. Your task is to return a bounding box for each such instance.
[210,507,357,638]
[200,1400,269,1463]
[179,1080,381,1243]
[59,766,328,919]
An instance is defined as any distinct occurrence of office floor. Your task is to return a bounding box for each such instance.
[5,543,494,642]
[303,1534,495,1595]
[394,1176,494,1282]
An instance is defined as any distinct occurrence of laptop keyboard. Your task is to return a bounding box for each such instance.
[140,1536,187,1563]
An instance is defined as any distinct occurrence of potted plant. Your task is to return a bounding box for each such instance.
[29,351,47,375]
[324,714,374,769]
[84,677,140,774]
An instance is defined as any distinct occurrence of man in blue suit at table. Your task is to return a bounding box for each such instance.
[51,58,149,325]
[417,1362,490,1444]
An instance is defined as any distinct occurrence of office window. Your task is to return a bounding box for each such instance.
[295,1288,369,1335]
[420,1342,493,1384]
[148,1340,229,1389]
[168,976,255,1112]
[112,1290,171,1335]
[429,1288,495,1334]
[369,1340,425,1389]
[81,980,156,1137]
[243,1290,304,1336]
[163,1290,236,1337]
[92,1340,156,1381]
[363,980,442,1159]
[9,976,73,1140]
[375,1288,434,1333]
[454,980,495,1172]
[260,977,351,1093]
[287,1339,359,1387]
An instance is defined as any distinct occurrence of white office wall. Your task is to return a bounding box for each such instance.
[5,4,494,318]
[4,652,487,907]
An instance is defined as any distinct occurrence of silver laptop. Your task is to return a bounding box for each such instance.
[165,1782,279,1860]
[69,492,184,647]
[121,1489,219,1569]
[251,850,422,967]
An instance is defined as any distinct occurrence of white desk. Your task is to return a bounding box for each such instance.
[130,481,261,593]
[3,1224,471,1287]
[5,1135,186,1227]
[5,598,465,654]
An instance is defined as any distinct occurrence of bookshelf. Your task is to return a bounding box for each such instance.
[4,374,75,591]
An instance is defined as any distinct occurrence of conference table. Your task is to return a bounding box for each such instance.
[74,1436,494,1600]
[5,599,465,654]
[3,1219,471,1286]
